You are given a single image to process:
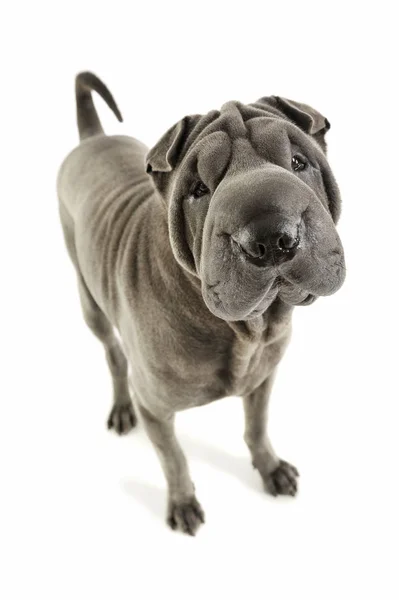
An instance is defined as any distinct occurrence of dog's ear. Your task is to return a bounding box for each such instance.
[146,115,201,173]
[274,97,330,136]
[254,96,331,152]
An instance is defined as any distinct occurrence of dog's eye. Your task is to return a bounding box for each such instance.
[192,181,209,198]
[292,155,308,172]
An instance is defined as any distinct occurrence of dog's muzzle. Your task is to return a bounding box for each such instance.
[200,166,345,321]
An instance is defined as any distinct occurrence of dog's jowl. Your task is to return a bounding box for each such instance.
[57,72,345,535]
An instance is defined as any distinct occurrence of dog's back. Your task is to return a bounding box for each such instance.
[57,134,150,220]
[57,74,157,324]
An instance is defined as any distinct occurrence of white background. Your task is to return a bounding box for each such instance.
[2,2,398,598]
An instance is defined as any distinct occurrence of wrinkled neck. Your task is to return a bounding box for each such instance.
[227,299,293,343]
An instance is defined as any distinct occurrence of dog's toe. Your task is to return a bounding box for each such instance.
[167,496,205,536]
[265,460,299,497]
[107,403,137,435]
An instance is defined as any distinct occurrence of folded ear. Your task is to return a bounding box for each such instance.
[274,96,330,135]
[146,115,201,173]
[254,96,331,151]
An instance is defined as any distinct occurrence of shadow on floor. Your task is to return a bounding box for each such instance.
[180,434,260,490]
[121,479,165,521]
[121,433,263,520]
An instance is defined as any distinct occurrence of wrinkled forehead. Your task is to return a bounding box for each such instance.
[183,105,323,185]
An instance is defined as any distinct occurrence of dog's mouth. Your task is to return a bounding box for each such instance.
[275,276,318,307]
[295,293,317,306]
[204,275,317,321]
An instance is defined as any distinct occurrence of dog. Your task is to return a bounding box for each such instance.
[57,72,345,535]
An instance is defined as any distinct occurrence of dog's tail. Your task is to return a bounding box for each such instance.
[75,72,123,141]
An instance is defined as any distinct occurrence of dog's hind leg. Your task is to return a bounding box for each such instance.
[243,373,299,496]
[137,403,205,535]
[77,274,137,434]
[59,202,136,433]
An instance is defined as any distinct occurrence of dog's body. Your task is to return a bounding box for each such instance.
[59,134,288,409]
[57,73,345,534]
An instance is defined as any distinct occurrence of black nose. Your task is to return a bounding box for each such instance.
[276,232,300,253]
[231,219,301,263]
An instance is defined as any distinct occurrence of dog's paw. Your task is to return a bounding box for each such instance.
[107,403,137,434]
[264,460,299,497]
[167,496,205,536]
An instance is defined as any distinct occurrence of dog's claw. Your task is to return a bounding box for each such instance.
[167,496,205,536]
[107,403,137,434]
[264,460,299,497]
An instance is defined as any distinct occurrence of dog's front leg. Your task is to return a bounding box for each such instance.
[243,373,299,496]
[138,404,205,535]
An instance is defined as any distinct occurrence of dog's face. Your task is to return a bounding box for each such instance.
[146,97,345,321]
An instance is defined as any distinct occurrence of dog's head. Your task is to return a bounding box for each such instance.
[146,96,345,321]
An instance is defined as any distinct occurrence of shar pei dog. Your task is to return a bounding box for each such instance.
[57,72,345,535]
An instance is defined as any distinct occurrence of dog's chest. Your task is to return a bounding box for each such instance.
[123,290,292,412]
[220,312,292,397]
[163,304,292,406]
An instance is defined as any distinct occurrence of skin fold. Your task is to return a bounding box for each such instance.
[57,72,345,535]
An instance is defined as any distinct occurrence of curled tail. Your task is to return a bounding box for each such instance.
[75,72,123,141]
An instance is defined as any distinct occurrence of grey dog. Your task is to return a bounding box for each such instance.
[57,72,345,535]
